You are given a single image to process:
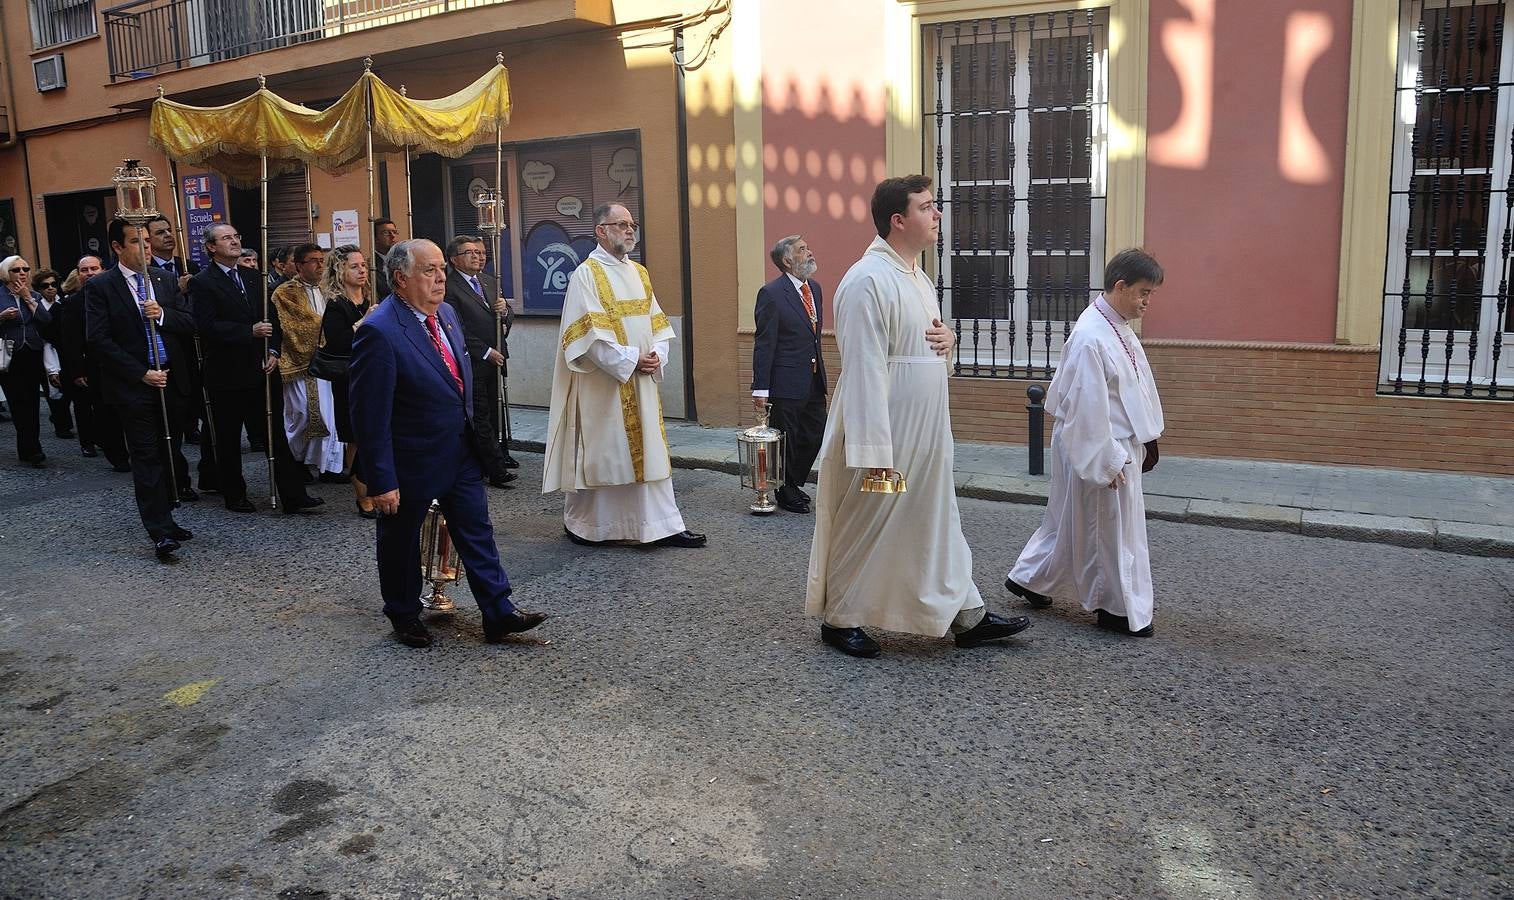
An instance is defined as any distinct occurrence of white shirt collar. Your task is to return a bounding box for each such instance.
[786,272,807,293]
[118,262,153,298]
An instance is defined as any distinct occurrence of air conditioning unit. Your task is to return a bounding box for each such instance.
[33,55,66,92]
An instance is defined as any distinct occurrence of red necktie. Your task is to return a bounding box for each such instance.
[424,315,464,395]
[800,282,817,332]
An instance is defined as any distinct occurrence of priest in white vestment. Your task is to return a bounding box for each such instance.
[543,203,706,548]
[806,175,1030,659]
[1007,249,1166,637]
[271,245,345,478]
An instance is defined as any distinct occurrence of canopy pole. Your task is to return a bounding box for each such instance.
[258,77,277,509]
[401,85,413,238]
[305,163,315,241]
[161,138,220,469]
[492,62,512,458]
[364,58,377,307]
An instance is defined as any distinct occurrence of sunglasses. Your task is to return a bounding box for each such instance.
[11,266,30,273]
[40,282,58,290]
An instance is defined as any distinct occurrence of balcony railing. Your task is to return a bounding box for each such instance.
[102,0,508,82]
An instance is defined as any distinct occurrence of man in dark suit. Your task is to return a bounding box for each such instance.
[444,234,517,486]
[83,219,196,560]
[372,218,399,301]
[146,215,209,452]
[751,234,828,514]
[188,223,321,515]
[350,238,546,649]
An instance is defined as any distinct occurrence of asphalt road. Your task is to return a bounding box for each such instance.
[0,438,1510,899]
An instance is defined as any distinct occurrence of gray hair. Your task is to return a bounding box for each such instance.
[591,204,620,227]
[769,235,803,272]
[387,238,441,281]
[446,234,483,259]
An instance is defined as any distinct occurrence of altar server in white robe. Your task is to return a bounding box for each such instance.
[806,175,1030,659]
[543,203,707,548]
[271,244,344,477]
[1006,249,1166,637]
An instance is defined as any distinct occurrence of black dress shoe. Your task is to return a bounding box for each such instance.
[1096,610,1154,637]
[489,473,517,489]
[27,453,46,468]
[502,454,520,469]
[565,526,608,547]
[653,530,707,548]
[356,500,379,520]
[390,618,433,648]
[109,459,132,473]
[177,486,200,502]
[1005,576,1052,609]
[483,609,549,642]
[776,495,810,514]
[821,624,881,659]
[153,536,181,560]
[955,611,1032,648]
[225,498,257,513]
[282,495,325,514]
[56,429,75,439]
[199,483,220,494]
[317,471,349,484]
[81,446,98,458]
[167,525,194,541]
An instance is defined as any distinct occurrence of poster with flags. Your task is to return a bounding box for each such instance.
[181,173,227,269]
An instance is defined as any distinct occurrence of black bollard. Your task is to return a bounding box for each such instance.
[1026,384,1046,476]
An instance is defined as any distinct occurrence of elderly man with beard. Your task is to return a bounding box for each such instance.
[751,235,828,514]
[543,203,705,548]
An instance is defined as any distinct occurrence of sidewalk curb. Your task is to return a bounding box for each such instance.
[507,440,1514,559]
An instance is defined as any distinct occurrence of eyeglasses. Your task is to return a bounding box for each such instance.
[457,249,486,256]
[601,221,639,233]
[214,233,243,242]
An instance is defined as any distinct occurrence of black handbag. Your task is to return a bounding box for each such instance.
[308,345,350,382]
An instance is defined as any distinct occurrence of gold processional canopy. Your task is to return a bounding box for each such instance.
[148,62,512,186]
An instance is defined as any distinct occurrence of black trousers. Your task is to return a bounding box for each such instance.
[46,385,74,437]
[86,378,129,466]
[469,360,508,475]
[206,377,308,507]
[119,389,187,539]
[0,347,45,460]
[769,375,828,501]
[63,380,94,450]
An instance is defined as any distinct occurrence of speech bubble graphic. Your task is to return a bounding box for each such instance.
[608,148,640,196]
[522,160,557,194]
[556,196,583,219]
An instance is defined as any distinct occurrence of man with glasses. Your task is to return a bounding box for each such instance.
[543,204,705,549]
[444,234,516,487]
[189,223,322,515]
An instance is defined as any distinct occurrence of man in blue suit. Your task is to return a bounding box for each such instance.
[751,235,828,514]
[350,239,547,648]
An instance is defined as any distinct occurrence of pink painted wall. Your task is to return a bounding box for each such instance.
[1142,0,1353,342]
[758,0,889,315]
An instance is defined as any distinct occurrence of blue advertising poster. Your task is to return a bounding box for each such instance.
[521,220,596,314]
[181,173,228,270]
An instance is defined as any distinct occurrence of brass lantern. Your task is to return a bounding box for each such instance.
[112,159,160,225]
[472,187,503,236]
[420,500,464,611]
[736,405,785,515]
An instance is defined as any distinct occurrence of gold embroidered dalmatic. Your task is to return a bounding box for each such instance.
[543,246,676,493]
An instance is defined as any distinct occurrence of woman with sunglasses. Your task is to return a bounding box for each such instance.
[0,255,53,466]
[32,268,74,442]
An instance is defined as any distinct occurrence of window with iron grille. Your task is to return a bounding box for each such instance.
[1382,0,1514,399]
[923,9,1109,378]
[28,0,97,49]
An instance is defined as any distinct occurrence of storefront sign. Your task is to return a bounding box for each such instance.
[181,173,228,270]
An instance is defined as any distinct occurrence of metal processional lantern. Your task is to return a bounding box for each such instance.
[736,405,785,515]
[420,500,464,611]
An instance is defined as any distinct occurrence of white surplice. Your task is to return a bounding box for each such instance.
[281,283,344,474]
[1009,294,1165,630]
[544,246,686,543]
[805,236,983,636]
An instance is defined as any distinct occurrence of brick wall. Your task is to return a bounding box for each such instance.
[733,332,1514,476]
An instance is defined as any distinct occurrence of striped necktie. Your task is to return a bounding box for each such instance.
[134,272,169,366]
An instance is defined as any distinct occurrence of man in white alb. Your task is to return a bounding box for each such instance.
[1006,249,1166,637]
[806,175,1029,659]
[543,203,706,549]
[270,242,345,479]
